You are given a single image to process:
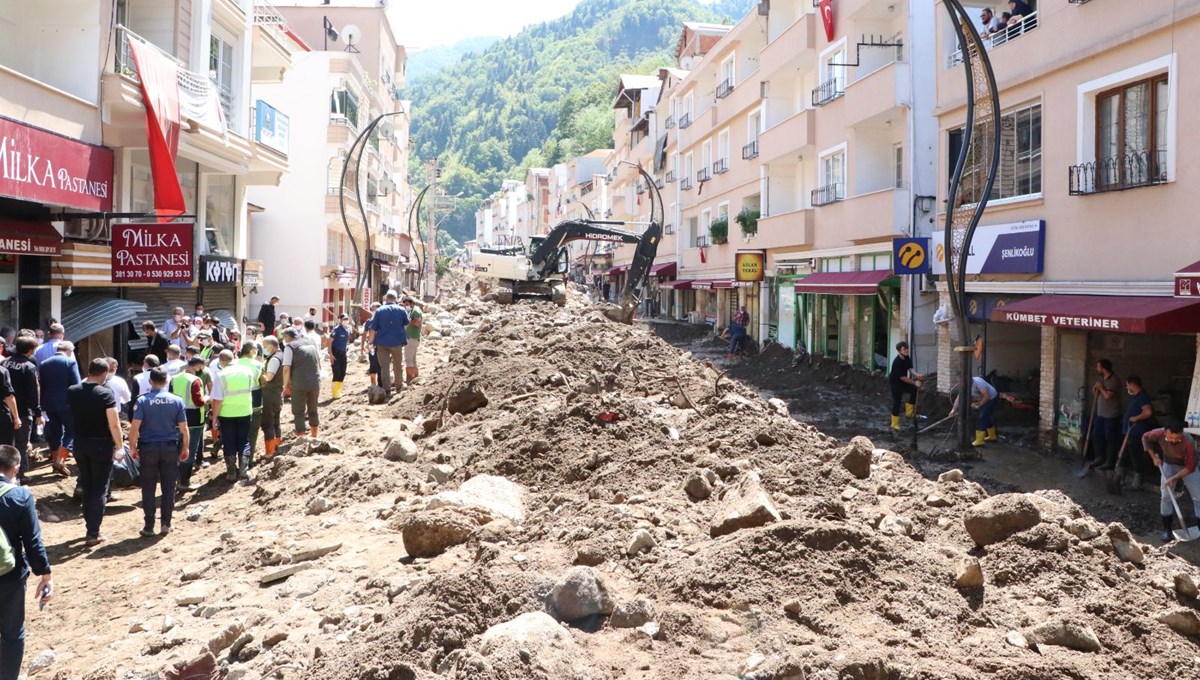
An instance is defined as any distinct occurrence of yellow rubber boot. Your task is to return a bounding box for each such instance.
[986,427,998,442]
[905,402,915,418]
[972,430,987,447]
[890,415,901,431]
[332,382,343,399]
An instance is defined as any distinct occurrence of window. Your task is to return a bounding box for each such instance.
[204,175,236,257]
[716,129,730,173]
[814,47,846,106]
[1096,74,1168,188]
[893,144,904,189]
[209,34,235,125]
[717,55,736,98]
[814,151,845,205]
[331,89,361,129]
[948,103,1042,204]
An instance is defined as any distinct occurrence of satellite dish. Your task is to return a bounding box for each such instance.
[342,24,362,52]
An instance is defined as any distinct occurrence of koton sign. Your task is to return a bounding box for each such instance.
[111,223,193,283]
[0,116,114,212]
[200,255,242,287]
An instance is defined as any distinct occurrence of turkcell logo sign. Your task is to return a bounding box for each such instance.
[892,237,930,275]
[932,220,1045,275]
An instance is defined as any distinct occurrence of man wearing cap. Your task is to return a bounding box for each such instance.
[208,350,256,482]
[129,367,188,536]
[328,313,352,399]
[281,328,322,439]
[366,291,409,396]
[171,358,208,491]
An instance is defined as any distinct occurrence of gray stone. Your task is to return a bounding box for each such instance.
[548,566,614,622]
[207,621,244,655]
[1157,608,1200,636]
[427,464,456,485]
[611,599,655,628]
[1111,538,1145,565]
[878,515,913,537]
[426,474,526,525]
[26,649,55,674]
[627,529,656,556]
[290,541,343,564]
[1175,574,1200,599]
[684,471,713,501]
[938,469,965,483]
[926,493,952,508]
[1005,630,1028,649]
[1063,518,1102,541]
[473,612,594,679]
[783,599,802,615]
[382,436,419,463]
[260,563,313,586]
[181,560,211,582]
[175,584,208,606]
[305,496,332,515]
[954,557,984,588]
[767,398,790,418]
[400,507,483,558]
[1025,619,1102,653]
[839,436,874,480]
[709,471,781,538]
[963,494,1042,546]
[447,381,489,415]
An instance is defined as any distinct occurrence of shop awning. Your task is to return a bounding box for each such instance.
[794,270,893,295]
[1175,260,1200,298]
[712,279,738,289]
[661,280,692,290]
[990,295,1200,334]
[604,265,628,277]
[650,262,677,277]
[62,295,148,343]
[0,220,63,256]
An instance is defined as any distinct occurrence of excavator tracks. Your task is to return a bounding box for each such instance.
[497,284,514,305]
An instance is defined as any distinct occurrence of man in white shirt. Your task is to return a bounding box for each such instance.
[163,307,188,349]
[133,355,159,400]
[162,345,187,377]
[104,357,132,417]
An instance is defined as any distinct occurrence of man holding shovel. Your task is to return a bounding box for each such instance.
[1143,422,1199,542]
[1091,359,1122,469]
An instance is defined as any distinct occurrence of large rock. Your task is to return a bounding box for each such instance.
[1024,618,1102,653]
[963,494,1042,546]
[709,471,781,538]
[426,474,526,525]
[954,557,984,589]
[1157,608,1200,636]
[399,507,484,558]
[611,599,655,629]
[382,436,418,463]
[548,567,614,623]
[447,381,489,415]
[474,612,594,679]
[839,437,875,480]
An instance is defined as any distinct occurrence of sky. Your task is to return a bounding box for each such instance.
[389,0,584,50]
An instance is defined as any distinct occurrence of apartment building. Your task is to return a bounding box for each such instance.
[248,0,412,321]
[930,0,1200,451]
[474,178,525,248]
[0,0,301,365]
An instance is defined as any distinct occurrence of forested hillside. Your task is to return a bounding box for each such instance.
[408,0,755,243]
[406,36,500,84]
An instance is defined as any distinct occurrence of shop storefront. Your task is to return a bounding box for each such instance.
[795,269,897,368]
[649,261,676,318]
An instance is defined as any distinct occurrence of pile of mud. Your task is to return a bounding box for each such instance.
[283,293,1200,680]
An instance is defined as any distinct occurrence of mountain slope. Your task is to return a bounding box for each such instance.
[408,0,756,243]
[406,36,501,84]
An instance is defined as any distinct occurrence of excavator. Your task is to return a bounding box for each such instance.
[472,163,664,323]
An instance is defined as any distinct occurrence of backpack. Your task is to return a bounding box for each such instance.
[0,483,17,576]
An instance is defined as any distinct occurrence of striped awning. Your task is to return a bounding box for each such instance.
[61,295,149,343]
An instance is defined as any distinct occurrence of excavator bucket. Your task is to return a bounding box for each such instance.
[603,294,638,324]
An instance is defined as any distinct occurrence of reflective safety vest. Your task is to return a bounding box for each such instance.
[217,364,256,418]
[235,357,264,410]
[170,371,207,425]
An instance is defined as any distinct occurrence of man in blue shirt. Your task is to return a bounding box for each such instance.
[0,444,53,678]
[129,368,188,537]
[37,341,80,477]
[366,290,409,396]
[327,313,352,399]
[32,323,63,365]
[1116,374,1156,484]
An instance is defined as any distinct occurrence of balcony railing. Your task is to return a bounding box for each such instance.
[811,183,844,207]
[681,177,695,191]
[115,25,233,132]
[679,112,693,129]
[695,235,711,248]
[665,114,676,129]
[742,141,759,160]
[811,76,845,107]
[329,114,359,134]
[636,181,647,195]
[1068,150,1168,196]
[664,223,676,234]
[697,168,712,182]
[666,170,678,183]
[716,79,733,99]
[713,158,729,175]
[947,12,1039,67]
[654,178,665,190]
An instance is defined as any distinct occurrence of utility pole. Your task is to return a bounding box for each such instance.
[423,158,439,299]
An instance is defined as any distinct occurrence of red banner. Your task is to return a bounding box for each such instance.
[0,117,113,212]
[821,0,835,42]
[127,38,186,218]
[111,222,194,283]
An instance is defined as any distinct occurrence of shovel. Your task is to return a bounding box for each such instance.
[1105,432,1132,495]
[1164,474,1200,542]
[1075,399,1100,478]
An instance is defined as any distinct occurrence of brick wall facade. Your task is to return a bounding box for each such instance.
[1037,325,1059,455]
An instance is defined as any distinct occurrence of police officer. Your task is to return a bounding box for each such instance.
[171,358,208,491]
[209,350,257,482]
[129,368,189,536]
[260,337,285,459]
[235,343,264,468]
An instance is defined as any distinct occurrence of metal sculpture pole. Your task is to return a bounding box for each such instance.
[406,183,432,288]
[338,111,406,306]
[942,1,1002,450]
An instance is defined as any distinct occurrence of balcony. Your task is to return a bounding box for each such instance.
[742,141,760,160]
[760,11,815,78]
[696,234,711,248]
[759,110,814,163]
[681,177,695,191]
[947,12,1039,68]
[713,159,729,175]
[697,168,712,183]
[1068,150,1168,196]
[251,0,298,84]
[716,79,733,99]
[666,114,676,129]
[655,178,666,190]
[811,183,844,207]
[756,208,813,250]
[841,60,907,129]
[666,170,678,183]
[679,113,693,129]
[664,223,676,235]
[813,188,906,244]
[811,76,845,107]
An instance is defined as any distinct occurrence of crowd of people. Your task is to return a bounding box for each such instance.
[0,289,424,677]
[978,2,1035,41]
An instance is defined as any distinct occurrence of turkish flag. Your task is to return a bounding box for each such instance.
[700,247,707,264]
[127,38,186,219]
[820,0,835,42]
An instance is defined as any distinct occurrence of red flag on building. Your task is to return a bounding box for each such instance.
[820,0,835,42]
[127,38,186,218]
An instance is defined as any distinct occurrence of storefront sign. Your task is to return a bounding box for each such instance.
[735,251,765,282]
[932,220,1045,275]
[966,295,1023,322]
[1175,260,1200,298]
[200,255,243,287]
[254,100,290,155]
[112,222,193,283]
[242,269,261,289]
[999,310,1124,330]
[892,237,930,275]
[0,116,114,212]
[0,219,62,255]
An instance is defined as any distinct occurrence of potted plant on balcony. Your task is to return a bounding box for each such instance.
[709,217,729,245]
[735,208,760,238]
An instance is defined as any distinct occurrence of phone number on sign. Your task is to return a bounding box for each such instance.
[113,269,191,280]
